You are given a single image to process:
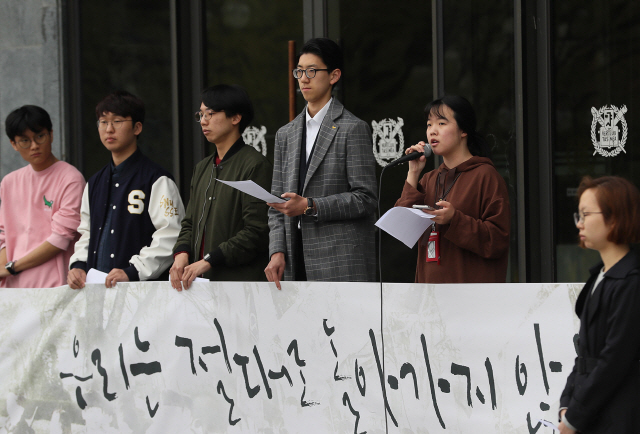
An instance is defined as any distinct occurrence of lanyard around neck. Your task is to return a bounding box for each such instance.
[435,171,462,202]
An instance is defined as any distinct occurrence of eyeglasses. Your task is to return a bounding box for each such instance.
[15,132,49,149]
[292,68,329,79]
[97,120,133,130]
[573,211,603,226]
[194,110,217,122]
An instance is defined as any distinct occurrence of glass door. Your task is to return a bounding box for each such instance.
[441,0,519,282]
[75,0,174,178]
[203,1,304,163]
[332,1,433,282]
[200,0,522,283]
[553,1,640,282]
[330,0,519,282]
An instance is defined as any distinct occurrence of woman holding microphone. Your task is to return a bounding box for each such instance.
[395,95,510,283]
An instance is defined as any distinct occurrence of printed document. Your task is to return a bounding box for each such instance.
[375,207,435,248]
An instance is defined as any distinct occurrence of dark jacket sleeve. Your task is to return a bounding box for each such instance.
[268,127,288,258]
[173,166,199,256]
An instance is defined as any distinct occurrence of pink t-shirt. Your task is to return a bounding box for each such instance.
[0,161,85,288]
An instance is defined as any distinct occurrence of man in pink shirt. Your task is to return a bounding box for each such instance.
[0,105,85,288]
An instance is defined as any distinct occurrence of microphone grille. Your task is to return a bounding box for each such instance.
[423,143,433,157]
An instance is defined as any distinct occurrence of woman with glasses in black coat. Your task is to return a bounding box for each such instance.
[559,176,640,434]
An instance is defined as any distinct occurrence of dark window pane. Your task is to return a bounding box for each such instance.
[337,0,432,282]
[443,0,518,281]
[553,1,640,281]
[78,1,173,178]
[204,1,304,160]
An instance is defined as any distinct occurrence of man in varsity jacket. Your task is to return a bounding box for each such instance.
[67,90,185,289]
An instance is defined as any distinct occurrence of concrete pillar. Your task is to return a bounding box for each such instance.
[0,0,64,179]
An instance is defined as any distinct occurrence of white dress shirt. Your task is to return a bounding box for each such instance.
[305,98,332,161]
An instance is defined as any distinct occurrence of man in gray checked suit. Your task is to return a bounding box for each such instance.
[265,38,377,289]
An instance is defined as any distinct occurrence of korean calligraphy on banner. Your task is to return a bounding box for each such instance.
[0,281,581,433]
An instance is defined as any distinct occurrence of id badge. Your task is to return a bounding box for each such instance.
[426,231,440,264]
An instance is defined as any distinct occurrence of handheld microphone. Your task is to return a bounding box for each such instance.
[385,144,433,168]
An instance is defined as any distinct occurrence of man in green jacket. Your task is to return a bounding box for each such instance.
[170,85,272,290]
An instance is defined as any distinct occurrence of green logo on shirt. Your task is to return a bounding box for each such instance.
[43,195,53,208]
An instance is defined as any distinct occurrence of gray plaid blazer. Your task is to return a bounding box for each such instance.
[268,99,378,282]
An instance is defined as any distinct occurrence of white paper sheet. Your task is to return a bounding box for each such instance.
[538,419,559,430]
[375,207,434,248]
[86,268,108,284]
[215,179,288,203]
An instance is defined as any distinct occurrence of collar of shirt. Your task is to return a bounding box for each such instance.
[110,148,140,180]
[592,266,606,295]
[111,160,127,179]
[304,98,332,161]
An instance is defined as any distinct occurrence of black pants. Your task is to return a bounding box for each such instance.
[295,226,307,281]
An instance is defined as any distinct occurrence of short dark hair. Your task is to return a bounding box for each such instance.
[201,84,254,133]
[298,37,343,76]
[95,90,145,127]
[424,95,492,159]
[577,176,640,246]
[5,105,53,141]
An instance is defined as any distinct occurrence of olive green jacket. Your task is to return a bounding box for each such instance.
[174,139,272,281]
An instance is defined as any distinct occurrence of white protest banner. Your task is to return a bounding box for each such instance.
[381,283,580,433]
[0,282,581,433]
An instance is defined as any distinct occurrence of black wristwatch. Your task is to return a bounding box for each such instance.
[304,198,317,216]
[5,261,18,275]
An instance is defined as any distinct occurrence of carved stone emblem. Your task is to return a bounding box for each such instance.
[591,105,628,157]
[243,126,267,156]
[372,117,405,167]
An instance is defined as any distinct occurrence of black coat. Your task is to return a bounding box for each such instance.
[560,250,640,433]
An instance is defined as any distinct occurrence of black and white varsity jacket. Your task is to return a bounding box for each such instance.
[70,150,185,281]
